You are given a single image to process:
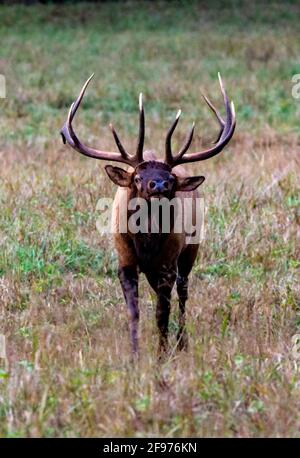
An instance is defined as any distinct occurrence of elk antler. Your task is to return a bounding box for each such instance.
[60,75,145,167]
[164,73,236,167]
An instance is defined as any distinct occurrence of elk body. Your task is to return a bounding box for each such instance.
[61,74,236,355]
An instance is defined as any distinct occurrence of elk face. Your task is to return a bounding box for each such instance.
[105,161,175,200]
[134,161,175,199]
[105,160,206,200]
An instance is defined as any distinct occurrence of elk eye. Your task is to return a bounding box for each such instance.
[134,176,141,184]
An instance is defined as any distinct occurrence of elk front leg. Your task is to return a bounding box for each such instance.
[156,268,176,354]
[118,265,139,354]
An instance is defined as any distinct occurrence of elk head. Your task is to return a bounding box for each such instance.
[60,73,236,196]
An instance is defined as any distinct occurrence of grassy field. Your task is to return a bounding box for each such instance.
[0,0,299,437]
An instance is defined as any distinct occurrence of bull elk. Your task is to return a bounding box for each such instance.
[61,74,236,355]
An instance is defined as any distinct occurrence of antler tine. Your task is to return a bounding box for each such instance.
[60,75,143,166]
[173,122,195,164]
[165,74,236,167]
[61,74,94,147]
[109,123,130,160]
[217,72,232,138]
[135,93,145,164]
[165,109,181,165]
[202,93,225,144]
[202,94,224,128]
[69,73,94,124]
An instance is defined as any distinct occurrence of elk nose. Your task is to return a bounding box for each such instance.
[148,180,169,192]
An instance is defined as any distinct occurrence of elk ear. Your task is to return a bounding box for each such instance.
[105,165,132,187]
[176,175,205,192]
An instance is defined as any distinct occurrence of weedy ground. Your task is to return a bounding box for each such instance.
[0,0,299,437]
